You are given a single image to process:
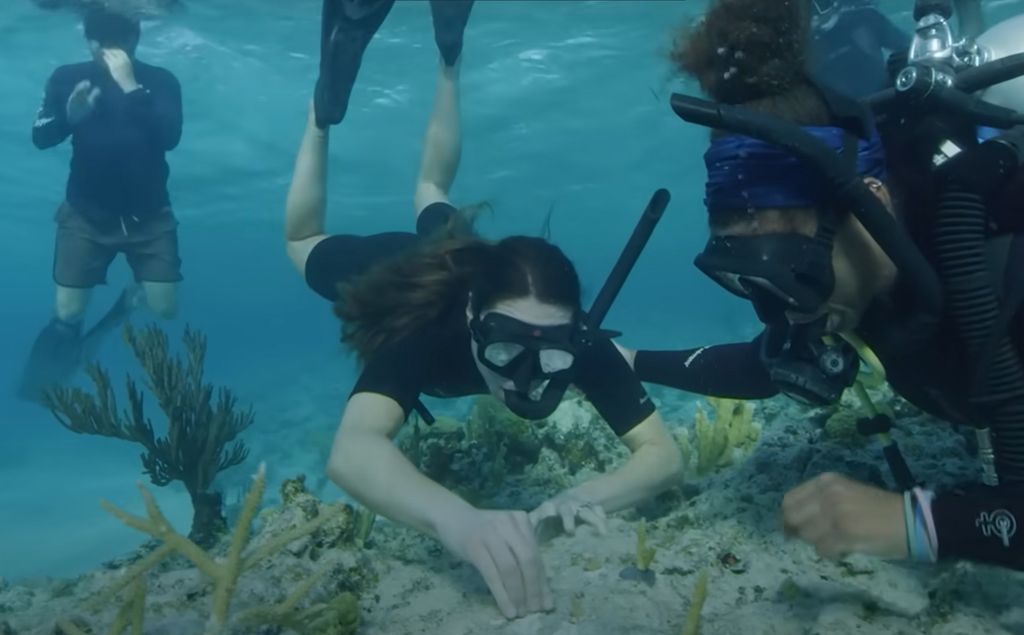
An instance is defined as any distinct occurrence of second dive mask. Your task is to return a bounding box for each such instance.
[469,311,614,421]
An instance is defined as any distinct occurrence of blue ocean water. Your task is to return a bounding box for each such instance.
[0,0,1019,585]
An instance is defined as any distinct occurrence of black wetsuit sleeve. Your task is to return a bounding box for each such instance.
[932,484,1024,569]
[32,68,74,150]
[125,69,183,151]
[574,339,657,437]
[304,236,347,302]
[350,338,428,417]
[633,336,779,400]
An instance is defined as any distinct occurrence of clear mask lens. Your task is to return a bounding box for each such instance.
[483,342,525,367]
[538,349,575,374]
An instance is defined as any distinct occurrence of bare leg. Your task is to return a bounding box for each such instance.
[55,285,91,323]
[285,103,331,275]
[142,281,178,319]
[413,60,462,219]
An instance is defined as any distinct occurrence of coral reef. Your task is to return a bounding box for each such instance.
[55,464,359,635]
[676,397,760,477]
[46,324,254,546]
[398,394,626,507]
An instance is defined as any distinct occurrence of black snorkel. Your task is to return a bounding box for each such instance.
[494,189,671,421]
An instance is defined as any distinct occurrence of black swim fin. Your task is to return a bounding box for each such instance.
[16,285,138,404]
[429,0,474,67]
[17,317,84,403]
[314,0,397,129]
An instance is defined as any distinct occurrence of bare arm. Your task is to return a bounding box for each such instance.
[564,413,683,514]
[285,104,331,275]
[326,392,475,539]
[413,60,461,215]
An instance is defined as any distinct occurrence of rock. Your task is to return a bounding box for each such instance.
[0,587,34,614]
[0,620,15,635]
[799,570,930,618]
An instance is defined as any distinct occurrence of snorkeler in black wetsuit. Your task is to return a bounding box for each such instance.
[19,7,184,402]
[639,0,1024,571]
[283,0,683,621]
[809,0,910,99]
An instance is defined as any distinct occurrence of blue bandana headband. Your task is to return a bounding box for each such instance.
[704,126,887,214]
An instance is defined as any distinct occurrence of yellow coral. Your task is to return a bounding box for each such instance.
[681,569,709,635]
[635,518,657,571]
[681,398,760,477]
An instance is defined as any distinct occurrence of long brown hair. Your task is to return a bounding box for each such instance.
[335,229,582,364]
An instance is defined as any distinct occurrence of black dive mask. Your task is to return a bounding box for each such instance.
[760,316,860,406]
[695,232,837,324]
[470,312,583,420]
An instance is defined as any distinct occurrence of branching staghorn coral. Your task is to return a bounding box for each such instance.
[677,397,760,477]
[46,324,253,546]
[59,464,356,635]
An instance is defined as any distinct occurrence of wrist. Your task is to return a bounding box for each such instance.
[428,497,477,538]
[120,80,141,94]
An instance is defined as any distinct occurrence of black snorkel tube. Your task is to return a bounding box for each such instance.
[669,94,945,333]
[498,189,671,421]
[585,189,671,327]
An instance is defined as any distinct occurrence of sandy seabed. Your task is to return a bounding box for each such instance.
[2,383,1023,635]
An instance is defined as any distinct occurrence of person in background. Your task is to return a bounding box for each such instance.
[809,0,910,99]
[19,6,183,401]
[285,0,683,619]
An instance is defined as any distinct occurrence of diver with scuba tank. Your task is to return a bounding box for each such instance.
[629,0,1024,569]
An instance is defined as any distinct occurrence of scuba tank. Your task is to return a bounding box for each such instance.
[873,3,1024,485]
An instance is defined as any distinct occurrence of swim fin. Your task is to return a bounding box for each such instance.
[16,285,138,404]
[314,0,397,129]
[16,317,84,403]
[429,0,474,67]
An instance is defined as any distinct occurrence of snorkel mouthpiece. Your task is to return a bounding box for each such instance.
[501,376,570,420]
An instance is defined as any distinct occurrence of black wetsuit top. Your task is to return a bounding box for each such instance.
[634,231,1024,569]
[809,7,910,99]
[304,229,657,437]
[33,60,183,225]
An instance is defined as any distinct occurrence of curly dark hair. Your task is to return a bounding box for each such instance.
[668,0,936,229]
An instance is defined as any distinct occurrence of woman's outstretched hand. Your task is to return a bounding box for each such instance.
[529,491,609,537]
[436,508,555,619]
[782,472,909,560]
